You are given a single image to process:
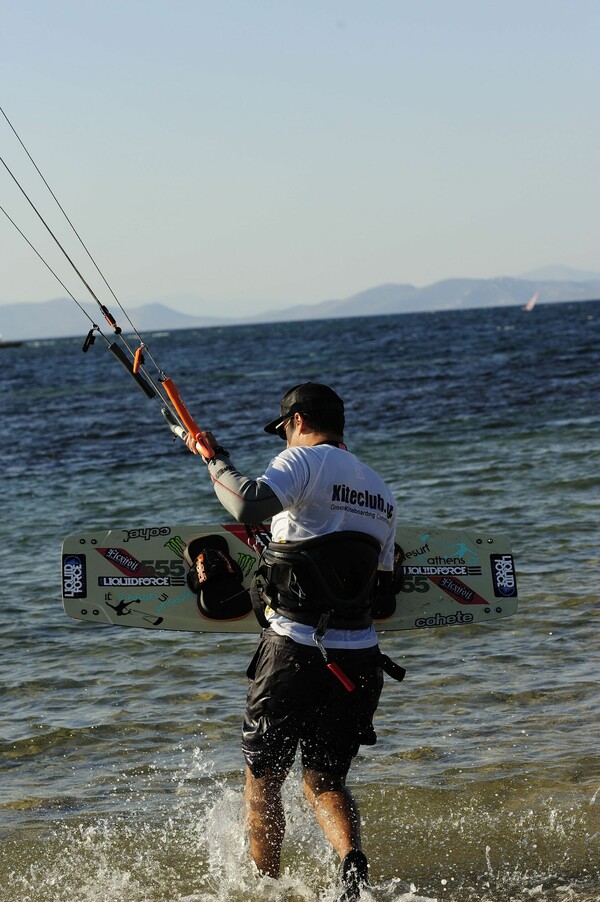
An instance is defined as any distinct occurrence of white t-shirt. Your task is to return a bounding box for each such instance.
[258,444,397,648]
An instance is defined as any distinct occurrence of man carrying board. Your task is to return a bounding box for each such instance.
[186,382,401,900]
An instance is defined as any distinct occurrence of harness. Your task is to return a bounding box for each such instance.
[252,530,381,630]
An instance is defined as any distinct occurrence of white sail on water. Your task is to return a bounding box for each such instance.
[523,291,539,312]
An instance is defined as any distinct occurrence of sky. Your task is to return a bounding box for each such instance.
[1,0,599,318]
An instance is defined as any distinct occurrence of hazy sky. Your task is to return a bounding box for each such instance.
[1,0,598,317]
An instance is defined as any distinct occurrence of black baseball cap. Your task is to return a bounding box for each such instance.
[264,382,345,435]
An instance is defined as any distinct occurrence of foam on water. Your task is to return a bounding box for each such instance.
[2,746,598,900]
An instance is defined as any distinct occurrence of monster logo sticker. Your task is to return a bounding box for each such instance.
[237,552,257,578]
[164,535,187,558]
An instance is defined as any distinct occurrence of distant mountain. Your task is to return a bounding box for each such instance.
[121,302,221,331]
[2,275,599,341]
[519,264,600,283]
[250,276,600,323]
[0,298,222,342]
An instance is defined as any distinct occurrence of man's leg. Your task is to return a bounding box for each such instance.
[244,766,288,878]
[301,767,361,860]
[302,768,370,898]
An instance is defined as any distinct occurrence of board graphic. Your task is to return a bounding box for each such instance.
[61,523,518,633]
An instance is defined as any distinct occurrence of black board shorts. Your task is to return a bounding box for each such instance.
[242,629,384,779]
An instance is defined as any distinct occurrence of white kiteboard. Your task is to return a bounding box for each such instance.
[61,522,518,633]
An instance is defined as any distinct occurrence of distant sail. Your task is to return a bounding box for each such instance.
[523,291,539,312]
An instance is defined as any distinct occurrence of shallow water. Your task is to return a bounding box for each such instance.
[1,300,599,900]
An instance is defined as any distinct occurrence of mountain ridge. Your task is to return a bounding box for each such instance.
[2,274,599,341]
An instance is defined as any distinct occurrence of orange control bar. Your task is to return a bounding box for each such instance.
[161,377,215,459]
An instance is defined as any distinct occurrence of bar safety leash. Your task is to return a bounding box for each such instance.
[313,613,407,689]
[312,613,356,693]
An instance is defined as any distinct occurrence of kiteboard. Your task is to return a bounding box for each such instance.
[61,522,518,633]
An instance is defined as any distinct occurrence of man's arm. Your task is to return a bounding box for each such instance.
[184,429,283,522]
[205,451,284,523]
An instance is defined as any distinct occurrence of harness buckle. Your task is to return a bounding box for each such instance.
[289,569,306,600]
[312,612,331,661]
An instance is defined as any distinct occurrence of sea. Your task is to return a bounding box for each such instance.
[1,299,598,902]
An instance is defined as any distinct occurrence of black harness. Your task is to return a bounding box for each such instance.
[252,530,381,630]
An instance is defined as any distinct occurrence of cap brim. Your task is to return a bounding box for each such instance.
[264,416,284,435]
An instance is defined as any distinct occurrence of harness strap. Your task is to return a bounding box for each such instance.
[255,530,381,629]
[378,653,406,682]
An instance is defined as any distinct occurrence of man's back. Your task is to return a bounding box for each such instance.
[259,443,397,568]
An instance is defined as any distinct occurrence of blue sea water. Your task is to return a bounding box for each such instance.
[0,299,599,901]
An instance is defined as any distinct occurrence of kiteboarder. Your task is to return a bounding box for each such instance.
[186,382,400,900]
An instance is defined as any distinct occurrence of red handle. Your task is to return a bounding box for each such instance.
[327,662,356,692]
